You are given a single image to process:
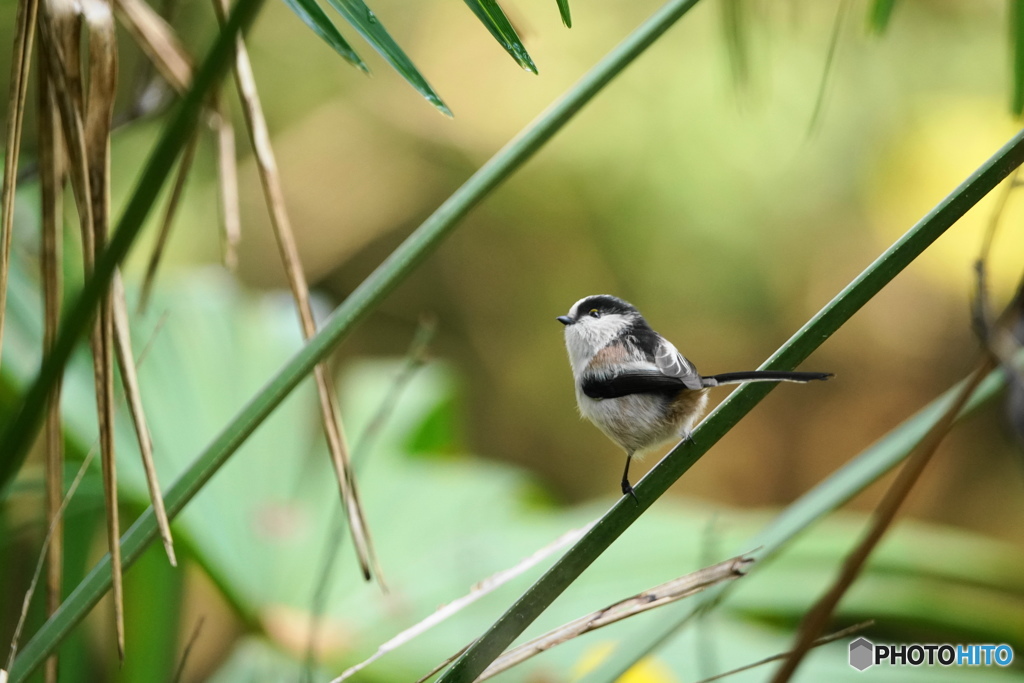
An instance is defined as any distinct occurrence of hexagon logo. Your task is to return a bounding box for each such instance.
[849,637,874,671]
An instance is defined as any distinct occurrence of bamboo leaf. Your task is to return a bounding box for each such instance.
[556,0,571,28]
[321,0,451,115]
[867,0,896,35]
[462,0,537,74]
[280,0,367,71]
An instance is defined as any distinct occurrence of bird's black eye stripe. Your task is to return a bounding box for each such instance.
[589,309,600,318]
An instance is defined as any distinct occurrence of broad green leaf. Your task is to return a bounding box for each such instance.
[280,0,368,71]
[322,0,452,115]
[463,0,537,73]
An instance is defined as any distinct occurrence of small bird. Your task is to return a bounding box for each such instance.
[557,295,831,501]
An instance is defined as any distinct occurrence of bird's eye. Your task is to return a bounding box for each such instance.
[589,309,600,318]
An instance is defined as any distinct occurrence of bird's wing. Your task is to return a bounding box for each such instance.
[581,370,686,399]
[581,338,703,399]
[653,338,704,390]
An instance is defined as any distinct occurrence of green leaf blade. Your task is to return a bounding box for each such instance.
[463,0,538,74]
[556,0,571,28]
[324,0,452,115]
[280,0,368,71]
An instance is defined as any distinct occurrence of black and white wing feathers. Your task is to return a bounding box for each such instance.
[580,337,704,399]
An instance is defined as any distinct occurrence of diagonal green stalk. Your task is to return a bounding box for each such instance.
[435,126,1024,681]
[0,0,268,490]
[8,0,703,677]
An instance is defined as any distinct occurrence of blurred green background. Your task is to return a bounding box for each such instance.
[2,0,1024,680]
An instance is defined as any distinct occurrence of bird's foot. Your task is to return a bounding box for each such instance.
[621,479,639,505]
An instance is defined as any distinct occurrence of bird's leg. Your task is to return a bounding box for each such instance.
[621,451,638,505]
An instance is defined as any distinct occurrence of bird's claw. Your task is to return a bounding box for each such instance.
[621,480,639,505]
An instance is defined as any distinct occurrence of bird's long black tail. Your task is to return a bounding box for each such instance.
[702,371,832,387]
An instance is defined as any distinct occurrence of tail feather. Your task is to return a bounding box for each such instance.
[702,371,833,387]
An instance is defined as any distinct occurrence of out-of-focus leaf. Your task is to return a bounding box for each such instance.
[462,0,537,73]
[721,0,748,88]
[280,0,367,71]
[556,0,571,28]
[1014,0,1024,116]
[321,0,451,115]
[867,0,896,35]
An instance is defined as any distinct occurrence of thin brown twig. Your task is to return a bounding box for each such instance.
[769,356,995,682]
[972,169,1024,447]
[112,275,177,565]
[169,616,205,683]
[694,620,874,683]
[138,127,200,313]
[211,0,380,584]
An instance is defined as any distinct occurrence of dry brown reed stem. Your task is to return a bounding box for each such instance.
[112,0,192,92]
[37,54,66,683]
[210,0,380,583]
[0,0,41,365]
[112,274,177,565]
[214,95,240,271]
[81,0,125,660]
[474,554,755,681]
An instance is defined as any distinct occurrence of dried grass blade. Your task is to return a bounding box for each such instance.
[0,0,41,366]
[212,0,380,584]
[82,0,125,660]
[38,0,90,225]
[138,128,200,312]
[112,275,177,565]
[113,0,192,93]
[332,523,593,682]
[38,60,66,683]
[476,554,754,681]
[213,98,240,271]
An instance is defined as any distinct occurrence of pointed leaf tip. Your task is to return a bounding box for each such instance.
[556,0,571,27]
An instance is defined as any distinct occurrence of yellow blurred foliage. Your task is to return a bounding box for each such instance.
[573,641,680,683]
[865,96,1024,302]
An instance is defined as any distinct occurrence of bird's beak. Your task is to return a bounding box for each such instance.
[557,316,573,326]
